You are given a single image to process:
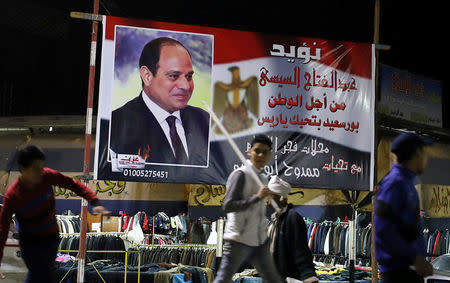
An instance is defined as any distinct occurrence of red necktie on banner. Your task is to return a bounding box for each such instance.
[166,115,188,164]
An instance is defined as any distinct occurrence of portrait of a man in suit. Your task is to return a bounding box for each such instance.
[109,37,210,167]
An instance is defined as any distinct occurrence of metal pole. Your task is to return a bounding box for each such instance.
[216,218,224,257]
[77,0,99,282]
[349,207,358,283]
[371,0,381,282]
[202,101,280,212]
[152,216,155,246]
[349,193,356,283]
[349,218,355,283]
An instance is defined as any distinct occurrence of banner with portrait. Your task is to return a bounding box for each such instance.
[94,16,375,191]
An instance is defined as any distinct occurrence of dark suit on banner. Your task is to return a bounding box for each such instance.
[110,94,210,166]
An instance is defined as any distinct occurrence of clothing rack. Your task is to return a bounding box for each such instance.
[126,243,217,270]
[58,243,215,283]
[56,212,220,282]
[57,244,216,282]
[57,215,81,234]
[136,243,215,248]
[57,215,80,219]
[61,231,125,236]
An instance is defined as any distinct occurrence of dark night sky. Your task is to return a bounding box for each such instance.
[0,0,446,126]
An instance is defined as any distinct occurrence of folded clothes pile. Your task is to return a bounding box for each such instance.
[316,267,372,281]
[56,260,213,283]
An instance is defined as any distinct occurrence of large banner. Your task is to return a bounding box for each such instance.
[379,64,442,127]
[94,16,375,191]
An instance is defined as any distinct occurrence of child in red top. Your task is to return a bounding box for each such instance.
[0,145,110,281]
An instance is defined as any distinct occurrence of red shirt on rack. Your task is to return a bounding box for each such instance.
[0,168,100,263]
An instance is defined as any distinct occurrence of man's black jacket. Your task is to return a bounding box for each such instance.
[271,204,316,281]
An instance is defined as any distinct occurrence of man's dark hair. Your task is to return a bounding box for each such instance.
[139,37,191,77]
[17,145,45,168]
[251,134,272,149]
[394,144,422,164]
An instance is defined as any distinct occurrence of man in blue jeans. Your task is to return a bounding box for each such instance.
[213,135,285,283]
[375,132,434,283]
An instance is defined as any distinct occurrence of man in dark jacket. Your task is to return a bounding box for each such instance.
[268,176,318,283]
[375,132,434,283]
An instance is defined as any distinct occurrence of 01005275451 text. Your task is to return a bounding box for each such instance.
[122,169,169,178]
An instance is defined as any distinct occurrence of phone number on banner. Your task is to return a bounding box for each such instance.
[122,169,169,179]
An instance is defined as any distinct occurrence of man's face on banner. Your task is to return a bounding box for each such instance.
[144,44,194,113]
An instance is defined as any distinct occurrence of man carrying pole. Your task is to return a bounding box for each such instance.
[213,134,285,283]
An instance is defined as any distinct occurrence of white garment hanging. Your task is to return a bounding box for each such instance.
[207,221,218,245]
[324,225,331,255]
[308,223,317,249]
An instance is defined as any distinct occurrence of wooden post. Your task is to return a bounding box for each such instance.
[76,0,100,282]
[372,0,380,282]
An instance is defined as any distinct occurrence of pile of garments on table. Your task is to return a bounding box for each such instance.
[55,259,214,283]
[231,266,374,283]
[315,266,373,281]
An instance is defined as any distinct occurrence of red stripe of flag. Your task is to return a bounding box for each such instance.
[104,16,372,79]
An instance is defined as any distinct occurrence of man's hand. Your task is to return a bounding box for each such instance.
[257,186,272,200]
[0,270,6,279]
[92,206,111,216]
[413,255,433,277]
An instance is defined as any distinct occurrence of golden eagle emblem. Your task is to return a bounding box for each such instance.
[213,66,259,134]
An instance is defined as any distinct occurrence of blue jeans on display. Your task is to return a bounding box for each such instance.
[213,240,285,283]
[20,238,59,283]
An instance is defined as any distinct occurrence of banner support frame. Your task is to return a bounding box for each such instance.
[75,0,100,282]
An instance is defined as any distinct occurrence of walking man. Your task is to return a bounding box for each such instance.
[375,132,434,283]
[0,145,110,282]
[213,134,285,283]
[268,176,319,283]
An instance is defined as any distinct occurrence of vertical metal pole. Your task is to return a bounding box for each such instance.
[349,195,356,283]
[349,218,355,283]
[349,208,358,283]
[138,252,141,283]
[372,0,381,282]
[216,218,224,257]
[124,251,128,283]
[77,0,99,282]
[152,216,155,246]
